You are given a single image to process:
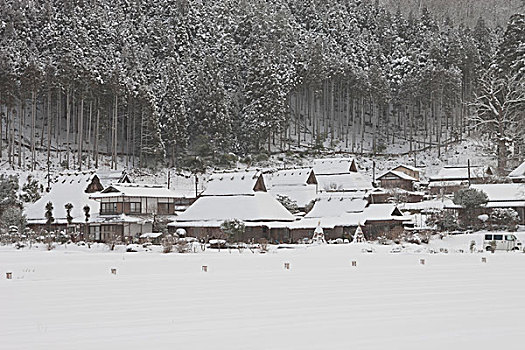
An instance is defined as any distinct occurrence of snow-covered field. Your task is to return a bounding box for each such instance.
[2,233,525,350]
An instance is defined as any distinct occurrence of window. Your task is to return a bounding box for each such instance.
[101,202,118,214]
[158,203,170,214]
[130,202,141,214]
[485,234,492,240]
[506,235,516,241]
[494,235,503,241]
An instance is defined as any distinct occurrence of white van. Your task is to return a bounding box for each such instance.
[483,233,522,251]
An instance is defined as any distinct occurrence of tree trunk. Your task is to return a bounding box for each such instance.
[66,88,71,169]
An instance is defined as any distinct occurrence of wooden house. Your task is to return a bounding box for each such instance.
[465,184,525,224]
[289,193,410,242]
[392,165,421,181]
[428,165,494,194]
[377,170,417,191]
[25,171,103,234]
[90,184,196,242]
[168,170,296,242]
[313,157,372,193]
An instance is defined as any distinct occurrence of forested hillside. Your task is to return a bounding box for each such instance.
[0,0,524,173]
[382,0,524,28]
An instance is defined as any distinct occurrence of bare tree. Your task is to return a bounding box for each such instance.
[470,70,525,173]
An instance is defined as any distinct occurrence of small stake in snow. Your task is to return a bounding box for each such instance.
[111,268,117,275]
[351,261,357,267]
[420,259,425,265]
[202,265,208,272]
[6,272,12,279]
[482,257,487,263]
[284,262,290,270]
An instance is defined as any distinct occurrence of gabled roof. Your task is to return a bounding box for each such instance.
[361,203,404,221]
[393,164,421,172]
[203,170,266,196]
[377,170,417,182]
[91,183,192,199]
[471,184,525,202]
[267,168,317,187]
[429,166,492,181]
[509,161,525,180]
[305,193,368,218]
[173,192,295,223]
[313,158,357,175]
[96,170,132,187]
[317,173,372,192]
[25,172,100,223]
[290,203,408,229]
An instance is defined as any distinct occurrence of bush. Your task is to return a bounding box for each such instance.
[489,208,519,231]
[453,188,488,209]
[426,210,459,232]
[453,188,489,229]
[220,219,246,242]
[276,195,299,214]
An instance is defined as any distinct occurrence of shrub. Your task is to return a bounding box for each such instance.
[426,210,459,232]
[276,195,299,214]
[220,219,246,242]
[489,208,519,231]
[453,188,488,209]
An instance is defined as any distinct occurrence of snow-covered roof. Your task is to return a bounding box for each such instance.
[90,214,149,224]
[471,184,525,202]
[317,173,372,192]
[428,180,467,188]
[393,164,421,172]
[202,170,266,196]
[266,168,316,187]
[290,203,408,229]
[96,170,131,187]
[377,170,417,182]
[305,193,368,218]
[398,200,448,212]
[140,232,163,238]
[25,172,100,223]
[361,203,405,222]
[508,161,525,180]
[313,158,357,175]
[91,184,193,199]
[173,192,295,223]
[429,166,491,181]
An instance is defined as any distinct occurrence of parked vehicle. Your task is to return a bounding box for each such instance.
[483,233,522,251]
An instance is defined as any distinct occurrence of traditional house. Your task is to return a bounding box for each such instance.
[313,157,372,192]
[167,170,296,242]
[471,184,525,224]
[96,170,132,187]
[266,168,318,211]
[25,171,103,233]
[508,161,525,183]
[289,193,410,241]
[392,165,421,181]
[428,165,494,194]
[289,193,368,240]
[377,170,417,191]
[313,158,358,175]
[90,184,196,242]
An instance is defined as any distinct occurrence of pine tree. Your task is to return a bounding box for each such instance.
[45,202,54,232]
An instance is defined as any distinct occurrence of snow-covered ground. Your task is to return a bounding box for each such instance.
[2,232,525,350]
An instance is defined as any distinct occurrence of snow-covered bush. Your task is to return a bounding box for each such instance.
[489,208,519,231]
[276,195,299,214]
[20,175,43,203]
[220,219,246,242]
[426,210,459,232]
